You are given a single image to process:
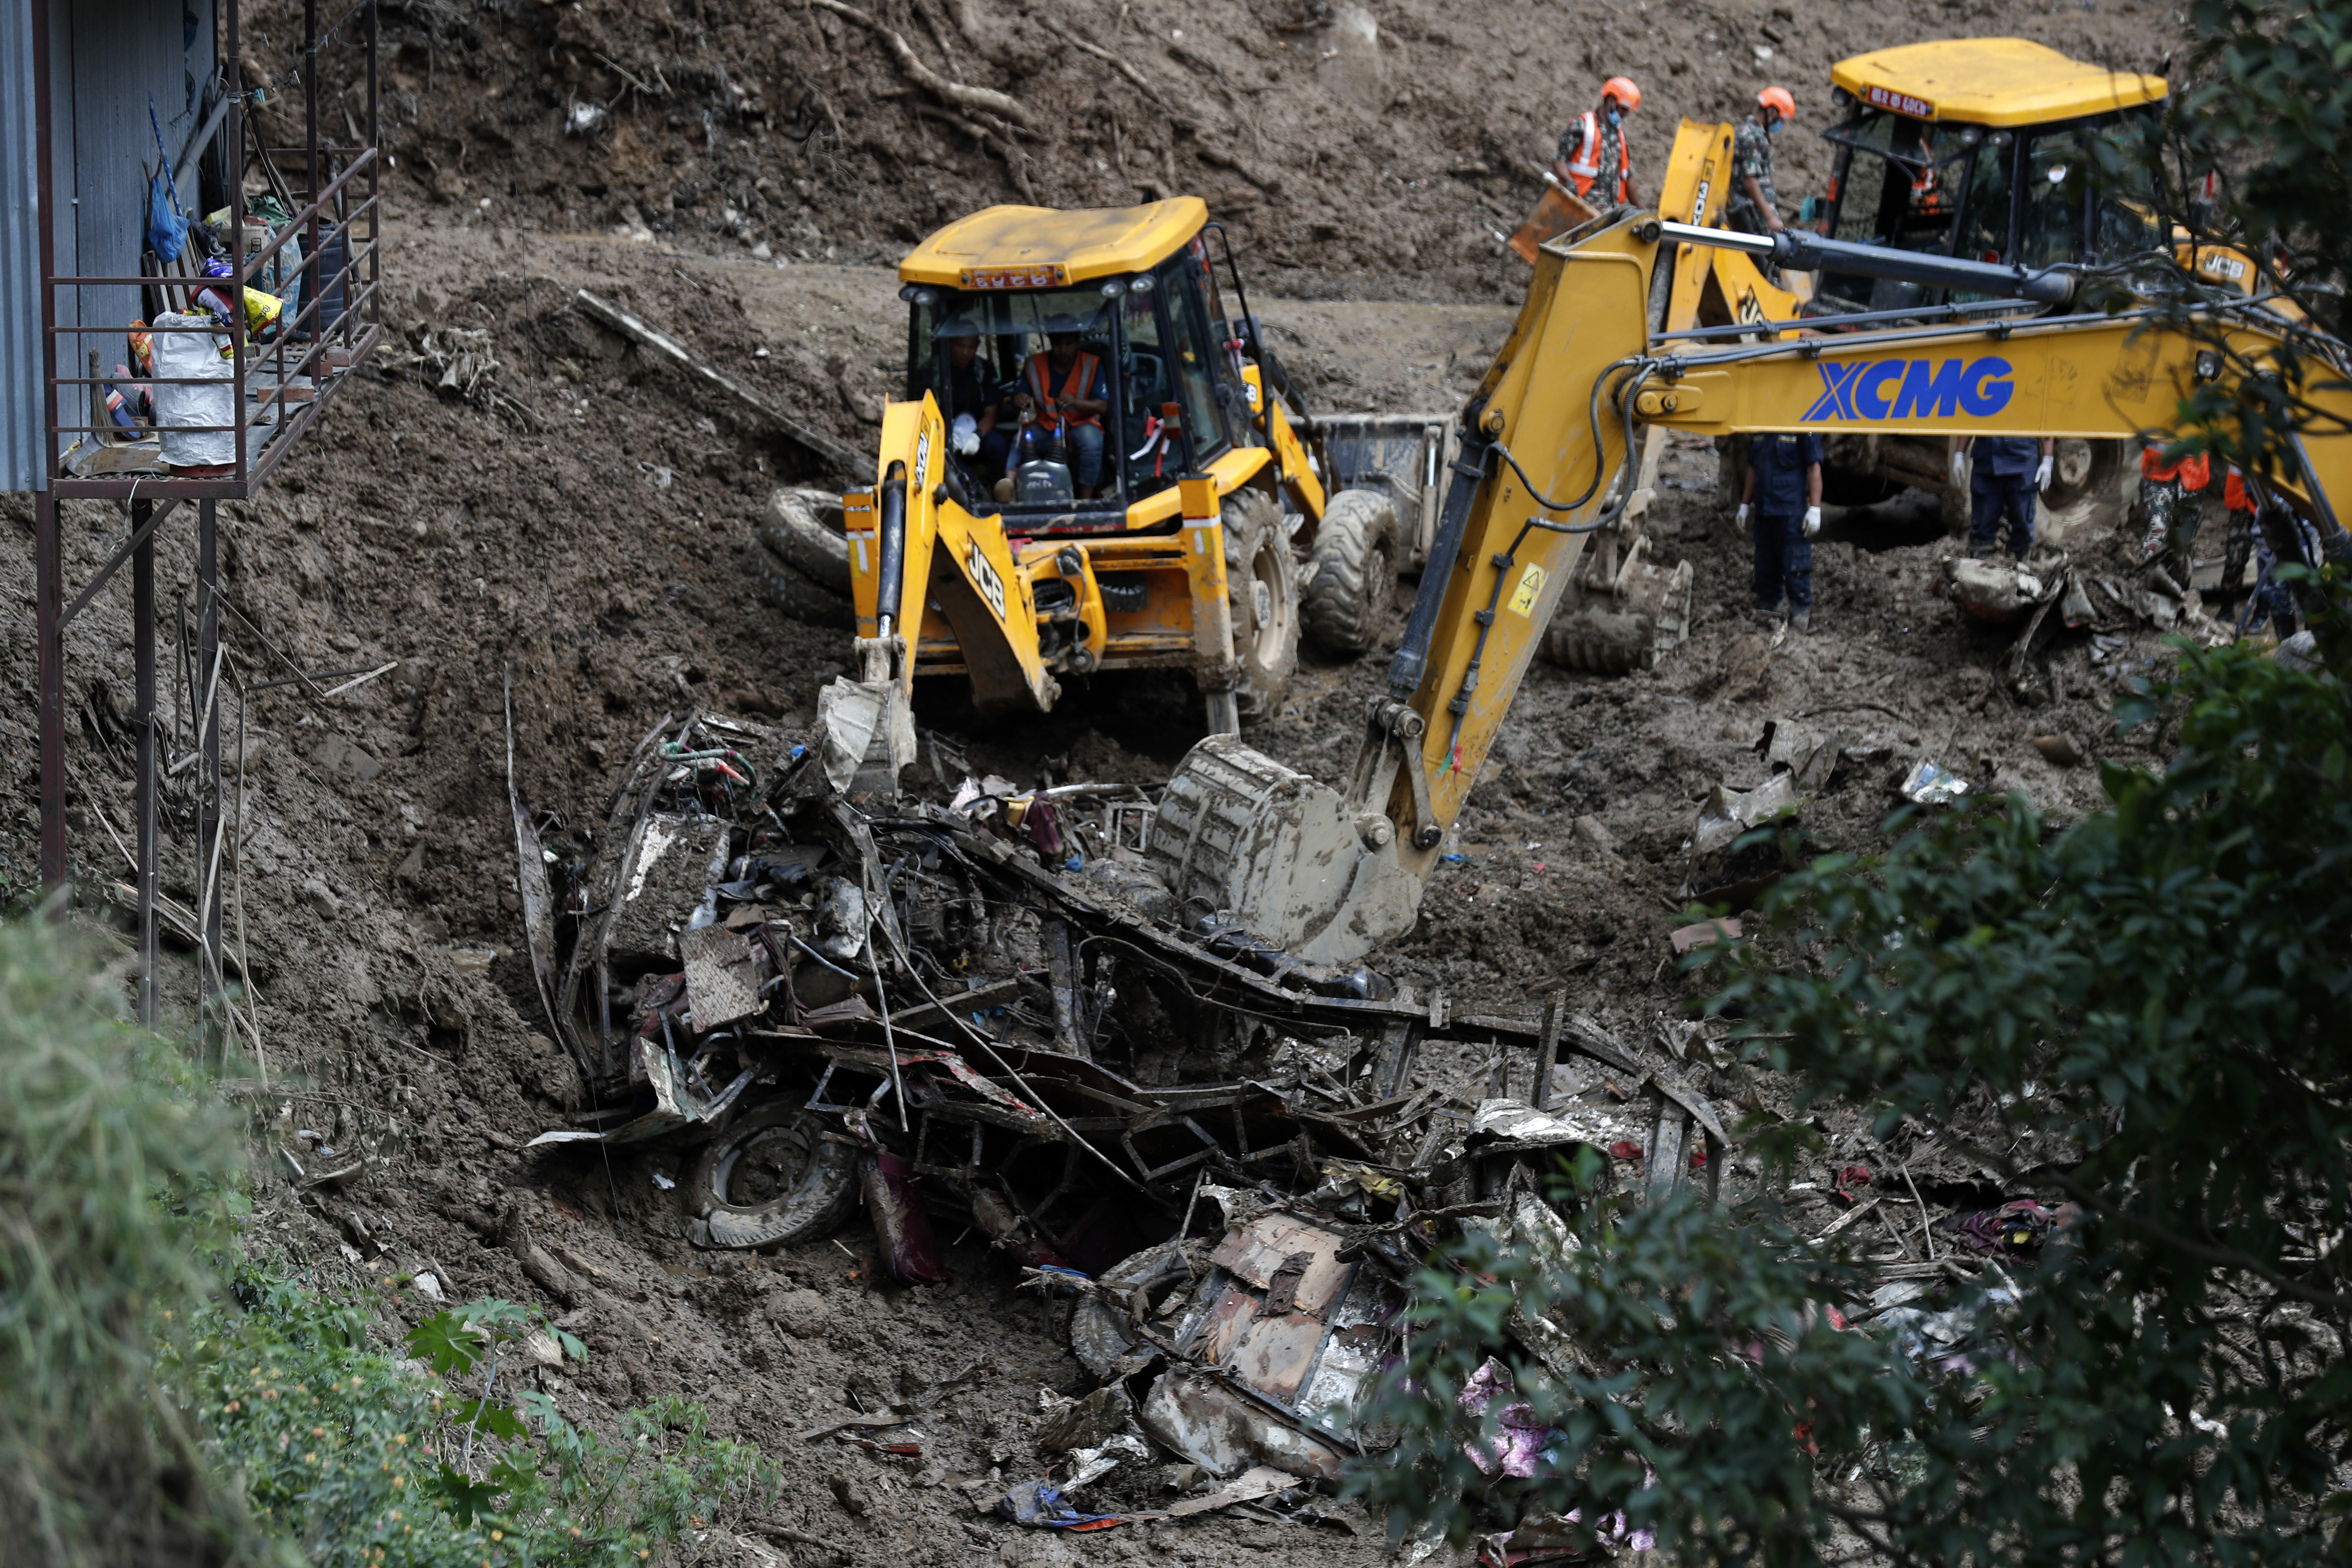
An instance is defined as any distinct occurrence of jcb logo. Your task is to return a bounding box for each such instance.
[1804,356,2014,422]
[966,540,1008,620]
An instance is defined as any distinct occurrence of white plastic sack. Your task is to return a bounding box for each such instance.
[150,312,235,469]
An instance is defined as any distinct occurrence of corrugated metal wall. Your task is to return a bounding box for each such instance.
[2,0,214,493]
[0,0,45,492]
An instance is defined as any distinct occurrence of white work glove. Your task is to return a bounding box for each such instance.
[1950,449,1969,487]
[2035,455,2054,492]
[1734,503,1751,527]
[951,413,980,456]
[1803,505,1822,538]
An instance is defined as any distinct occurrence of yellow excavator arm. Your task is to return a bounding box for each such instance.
[1144,211,2352,965]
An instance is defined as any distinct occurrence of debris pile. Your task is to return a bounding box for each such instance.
[508,704,1739,1537]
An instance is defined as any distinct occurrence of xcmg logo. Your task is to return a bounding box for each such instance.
[1803,357,2015,422]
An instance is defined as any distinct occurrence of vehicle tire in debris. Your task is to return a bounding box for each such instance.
[1221,488,1299,720]
[1069,1239,1206,1381]
[756,555,857,629]
[687,1101,860,1250]
[762,487,853,593]
[2025,437,2135,546]
[1299,487,1399,656]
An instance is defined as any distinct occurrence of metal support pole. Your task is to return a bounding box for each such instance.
[196,499,224,1038]
[35,492,65,891]
[303,0,320,329]
[31,0,60,895]
[133,499,158,1026]
[364,0,379,355]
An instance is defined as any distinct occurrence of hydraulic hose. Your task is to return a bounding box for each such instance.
[1387,355,1644,698]
[1435,361,1657,771]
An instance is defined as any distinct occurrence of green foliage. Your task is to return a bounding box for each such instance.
[1360,614,2352,1563]
[1353,1170,1925,1565]
[168,1270,778,1566]
[0,915,255,1565]
[2175,0,2352,343]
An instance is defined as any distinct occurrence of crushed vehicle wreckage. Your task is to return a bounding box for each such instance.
[506,701,1732,1537]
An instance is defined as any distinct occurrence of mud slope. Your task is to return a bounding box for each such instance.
[248,0,2170,301]
[0,0,2204,1559]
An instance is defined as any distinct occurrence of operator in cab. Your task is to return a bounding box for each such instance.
[1014,330,1110,499]
[1736,429,1825,633]
[1553,77,1642,206]
[1727,86,1797,236]
[924,320,1011,486]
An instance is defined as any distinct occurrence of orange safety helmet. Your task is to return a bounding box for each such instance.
[1601,76,1642,113]
[1758,85,1796,122]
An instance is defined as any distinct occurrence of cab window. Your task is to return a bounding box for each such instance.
[1953,131,2017,265]
[1822,110,1973,256]
[1155,250,1231,468]
[2019,128,2091,270]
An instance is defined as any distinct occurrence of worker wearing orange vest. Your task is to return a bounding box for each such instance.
[2138,443,2211,587]
[1553,78,1641,207]
[1014,331,1110,497]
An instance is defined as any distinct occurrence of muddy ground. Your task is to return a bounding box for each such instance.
[3,1,2206,1562]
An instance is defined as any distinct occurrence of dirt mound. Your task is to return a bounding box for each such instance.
[248,0,2168,301]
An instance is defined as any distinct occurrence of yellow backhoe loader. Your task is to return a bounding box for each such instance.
[1139,209,2351,965]
[1652,37,2267,544]
[823,199,1446,787]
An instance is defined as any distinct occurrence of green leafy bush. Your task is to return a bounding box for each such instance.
[0,916,253,1565]
[168,1272,777,1567]
[1358,603,2352,1564]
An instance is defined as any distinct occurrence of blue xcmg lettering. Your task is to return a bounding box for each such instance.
[1802,357,2014,422]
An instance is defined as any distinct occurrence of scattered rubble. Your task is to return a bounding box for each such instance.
[499,693,1759,1540]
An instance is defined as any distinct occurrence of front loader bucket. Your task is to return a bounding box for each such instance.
[1541,554,1695,674]
[815,673,916,797]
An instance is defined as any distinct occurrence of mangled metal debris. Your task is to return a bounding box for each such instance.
[506,701,1745,1541]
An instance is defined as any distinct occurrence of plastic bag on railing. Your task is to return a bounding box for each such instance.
[146,175,187,263]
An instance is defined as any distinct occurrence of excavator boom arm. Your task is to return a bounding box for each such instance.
[1145,212,2352,966]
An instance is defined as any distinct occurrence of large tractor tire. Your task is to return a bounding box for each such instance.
[755,550,856,629]
[687,1101,861,1250]
[1299,488,1400,656]
[1221,489,1299,720]
[761,488,852,592]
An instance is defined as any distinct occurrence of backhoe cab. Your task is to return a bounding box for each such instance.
[1658,38,2257,541]
[833,200,1427,776]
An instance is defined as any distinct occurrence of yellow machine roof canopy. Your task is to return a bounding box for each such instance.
[900,198,1210,288]
[1831,38,2167,126]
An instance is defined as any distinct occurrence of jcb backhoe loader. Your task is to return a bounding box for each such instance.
[825,199,1432,785]
[1651,37,2267,544]
[1140,209,2352,965]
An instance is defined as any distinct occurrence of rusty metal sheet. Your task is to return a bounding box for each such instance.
[679,923,765,1029]
[1210,1214,1349,1317]
[1222,1307,1326,1403]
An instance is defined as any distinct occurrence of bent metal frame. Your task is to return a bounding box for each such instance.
[33,0,383,1030]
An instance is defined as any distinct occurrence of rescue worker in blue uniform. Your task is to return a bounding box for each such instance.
[1954,435,2055,559]
[1735,431,1825,631]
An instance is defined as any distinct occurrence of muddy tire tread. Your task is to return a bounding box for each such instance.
[1300,488,1400,655]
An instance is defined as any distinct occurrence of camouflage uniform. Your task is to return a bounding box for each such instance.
[1726,119,1778,233]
